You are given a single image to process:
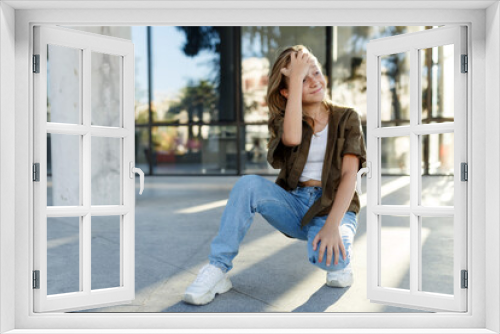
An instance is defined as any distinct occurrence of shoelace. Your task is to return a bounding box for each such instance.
[194,265,219,285]
[329,264,352,276]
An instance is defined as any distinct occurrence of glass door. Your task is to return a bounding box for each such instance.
[365,25,467,312]
[33,25,141,312]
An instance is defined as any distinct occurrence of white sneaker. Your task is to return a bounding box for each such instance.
[326,262,353,288]
[183,264,232,305]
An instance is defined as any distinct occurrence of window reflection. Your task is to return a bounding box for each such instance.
[135,127,150,172]
[151,27,225,124]
[150,126,237,174]
[242,125,271,174]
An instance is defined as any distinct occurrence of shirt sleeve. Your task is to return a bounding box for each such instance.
[267,118,286,169]
[341,109,367,170]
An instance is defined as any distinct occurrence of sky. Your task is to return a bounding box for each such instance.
[132,26,218,104]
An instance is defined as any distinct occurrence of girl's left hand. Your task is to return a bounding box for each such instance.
[312,225,346,266]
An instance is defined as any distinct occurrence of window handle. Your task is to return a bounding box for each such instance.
[356,161,371,195]
[129,162,144,195]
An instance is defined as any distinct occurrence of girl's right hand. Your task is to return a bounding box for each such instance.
[280,50,314,81]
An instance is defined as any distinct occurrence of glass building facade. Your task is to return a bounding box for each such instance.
[65,26,452,178]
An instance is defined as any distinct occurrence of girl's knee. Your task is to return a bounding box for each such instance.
[307,243,351,271]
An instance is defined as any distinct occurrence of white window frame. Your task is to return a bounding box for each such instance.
[365,25,468,312]
[1,1,499,333]
[33,25,136,313]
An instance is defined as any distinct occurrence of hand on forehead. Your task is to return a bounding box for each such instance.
[286,51,319,69]
[301,50,318,61]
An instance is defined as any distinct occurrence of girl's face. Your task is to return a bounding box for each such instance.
[280,58,327,105]
[300,62,327,105]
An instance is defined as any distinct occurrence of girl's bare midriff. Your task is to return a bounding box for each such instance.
[298,179,322,187]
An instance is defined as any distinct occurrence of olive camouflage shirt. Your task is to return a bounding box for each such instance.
[267,102,367,227]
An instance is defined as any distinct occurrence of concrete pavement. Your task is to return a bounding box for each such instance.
[52,175,454,313]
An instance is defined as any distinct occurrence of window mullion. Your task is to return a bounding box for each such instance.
[82,47,92,294]
[410,47,420,295]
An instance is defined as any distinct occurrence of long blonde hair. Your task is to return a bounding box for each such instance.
[266,45,332,148]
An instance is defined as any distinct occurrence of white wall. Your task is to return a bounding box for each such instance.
[485,2,500,333]
[0,2,16,334]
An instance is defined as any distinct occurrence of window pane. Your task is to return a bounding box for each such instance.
[420,44,454,122]
[91,52,122,127]
[241,26,327,123]
[91,137,121,205]
[47,133,81,206]
[135,127,150,172]
[47,44,81,124]
[421,216,454,295]
[92,216,121,290]
[421,133,454,206]
[380,52,410,125]
[380,215,410,290]
[151,26,227,124]
[152,125,237,174]
[47,217,80,295]
[243,125,272,174]
[381,136,410,205]
[133,27,150,124]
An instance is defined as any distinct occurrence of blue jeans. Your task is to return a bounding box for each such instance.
[208,175,358,273]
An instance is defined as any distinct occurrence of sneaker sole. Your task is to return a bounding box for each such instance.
[326,275,353,288]
[326,279,352,288]
[183,277,232,306]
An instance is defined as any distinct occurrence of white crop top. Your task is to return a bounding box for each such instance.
[299,123,328,182]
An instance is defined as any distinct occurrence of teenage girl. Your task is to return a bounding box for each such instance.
[184,45,366,306]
